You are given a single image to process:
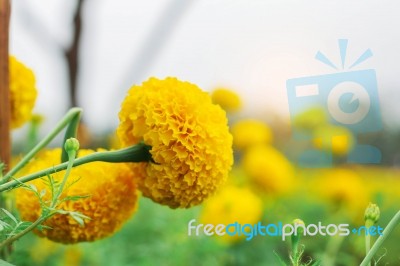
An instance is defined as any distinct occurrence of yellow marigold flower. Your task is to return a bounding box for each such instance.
[117,77,233,208]
[15,149,138,244]
[211,88,242,113]
[200,185,263,243]
[314,168,369,222]
[231,119,273,150]
[242,145,294,195]
[9,56,38,129]
[313,125,354,156]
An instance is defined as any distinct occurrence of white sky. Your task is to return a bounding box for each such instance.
[9,0,400,137]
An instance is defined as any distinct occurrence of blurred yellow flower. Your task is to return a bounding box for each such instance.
[211,88,242,113]
[200,185,263,242]
[314,168,369,220]
[63,246,82,266]
[242,145,294,195]
[313,125,354,156]
[15,148,138,244]
[231,119,273,150]
[117,77,233,208]
[9,56,38,129]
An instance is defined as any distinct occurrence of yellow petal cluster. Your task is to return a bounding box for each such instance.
[200,185,263,243]
[15,149,138,244]
[314,168,369,221]
[313,125,354,156]
[211,88,242,113]
[231,119,273,150]
[9,56,38,129]
[242,145,294,195]
[117,77,233,208]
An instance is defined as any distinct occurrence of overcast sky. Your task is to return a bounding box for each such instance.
[9,0,400,137]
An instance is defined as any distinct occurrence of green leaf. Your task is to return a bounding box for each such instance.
[39,189,46,197]
[273,251,287,266]
[60,195,90,203]
[1,209,18,225]
[28,184,37,192]
[309,260,321,266]
[69,211,91,226]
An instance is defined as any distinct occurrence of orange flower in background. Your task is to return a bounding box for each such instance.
[15,149,138,244]
[117,77,233,208]
[242,145,295,195]
[9,56,38,129]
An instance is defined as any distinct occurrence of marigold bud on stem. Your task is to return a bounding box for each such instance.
[365,203,380,227]
[64,138,80,153]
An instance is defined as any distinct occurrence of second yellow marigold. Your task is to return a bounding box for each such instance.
[15,149,138,244]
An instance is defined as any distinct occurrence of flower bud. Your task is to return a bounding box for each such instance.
[364,203,380,226]
[64,138,80,153]
[293,218,306,235]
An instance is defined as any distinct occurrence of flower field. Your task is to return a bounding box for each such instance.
[1,1,400,266]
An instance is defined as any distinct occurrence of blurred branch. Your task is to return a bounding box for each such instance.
[15,0,85,108]
[65,0,85,108]
[119,0,194,88]
[15,0,63,50]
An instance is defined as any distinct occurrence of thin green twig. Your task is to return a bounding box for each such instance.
[360,211,400,266]
[1,107,82,184]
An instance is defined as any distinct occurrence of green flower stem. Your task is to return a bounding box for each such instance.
[0,217,44,251]
[364,220,373,266]
[291,233,300,265]
[0,142,152,193]
[52,149,76,207]
[0,107,83,184]
[61,111,81,163]
[360,210,400,266]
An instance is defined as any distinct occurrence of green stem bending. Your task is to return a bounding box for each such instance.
[61,112,81,163]
[360,211,400,266]
[0,142,152,192]
[1,107,83,184]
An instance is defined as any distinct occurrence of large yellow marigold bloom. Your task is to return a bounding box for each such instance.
[9,56,38,129]
[242,145,294,195]
[117,77,233,208]
[15,149,138,244]
[200,185,263,243]
[231,119,273,150]
[211,88,242,113]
